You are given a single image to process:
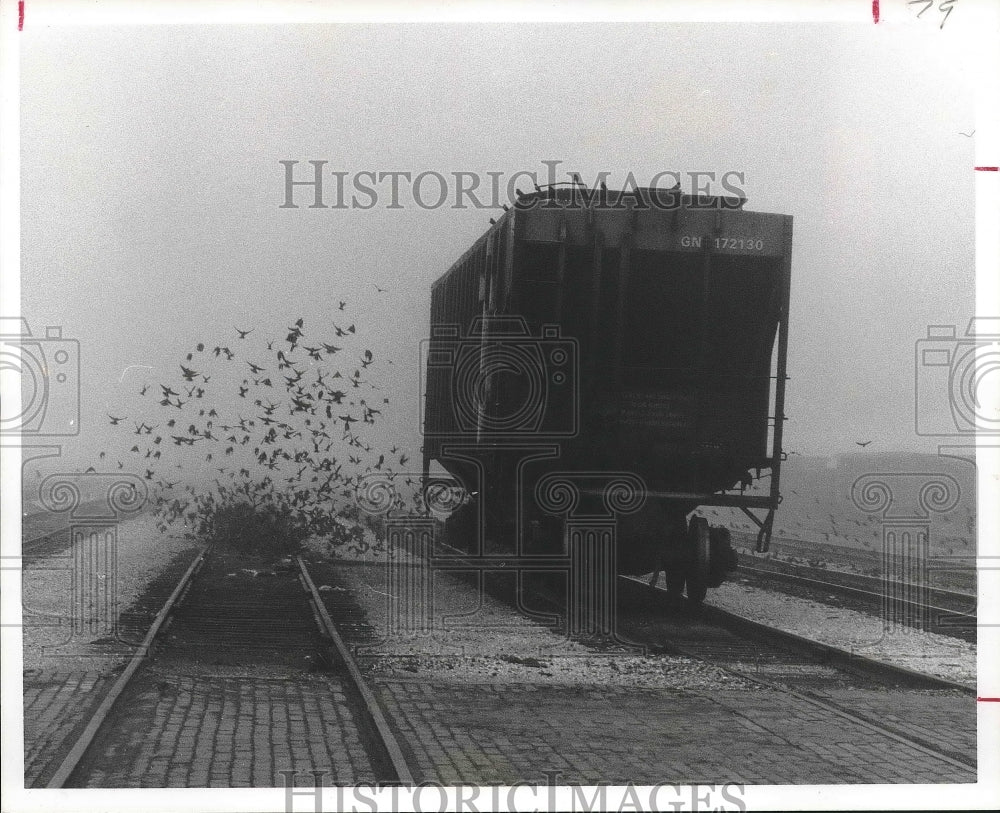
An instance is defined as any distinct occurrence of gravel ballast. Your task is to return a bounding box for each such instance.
[306,535,756,691]
[22,513,200,671]
[308,529,975,690]
[706,581,976,687]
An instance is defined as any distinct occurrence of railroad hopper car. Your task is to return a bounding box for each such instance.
[422,185,792,602]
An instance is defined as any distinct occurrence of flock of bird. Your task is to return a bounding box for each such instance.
[101,298,414,551]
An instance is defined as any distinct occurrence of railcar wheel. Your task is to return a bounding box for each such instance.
[664,568,686,597]
[685,516,711,604]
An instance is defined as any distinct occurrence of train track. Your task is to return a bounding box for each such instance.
[618,575,972,690]
[36,531,976,786]
[428,535,973,690]
[43,548,414,788]
[616,576,975,771]
[732,557,976,642]
[730,531,976,594]
[412,536,975,772]
[21,501,127,563]
[22,529,72,563]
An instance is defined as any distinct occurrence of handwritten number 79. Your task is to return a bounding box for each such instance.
[908,0,956,28]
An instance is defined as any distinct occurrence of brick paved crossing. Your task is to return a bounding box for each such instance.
[23,670,115,787]
[375,678,975,785]
[25,667,975,786]
[814,688,976,764]
[76,666,378,787]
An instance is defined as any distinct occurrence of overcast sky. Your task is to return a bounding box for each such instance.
[17,20,979,476]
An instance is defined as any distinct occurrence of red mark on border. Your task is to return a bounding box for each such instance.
[19,0,24,31]
[977,697,1000,702]
[975,167,999,172]
[872,0,879,23]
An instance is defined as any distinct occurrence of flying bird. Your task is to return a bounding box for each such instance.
[235,327,253,339]
[108,415,126,425]
[855,440,873,448]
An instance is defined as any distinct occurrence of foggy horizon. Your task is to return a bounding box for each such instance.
[15,21,978,481]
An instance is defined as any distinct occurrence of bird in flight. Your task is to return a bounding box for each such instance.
[959,130,975,137]
[235,327,253,339]
[855,440,873,448]
[373,284,388,293]
[108,414,126,425]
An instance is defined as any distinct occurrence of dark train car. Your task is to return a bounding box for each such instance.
[422,185,792,601]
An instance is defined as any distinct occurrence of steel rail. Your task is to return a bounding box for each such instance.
[619,574,973,694]
[735,561,977,634]
[45,548,207,788]
[297,556,416,784]
[618,576,975,770]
